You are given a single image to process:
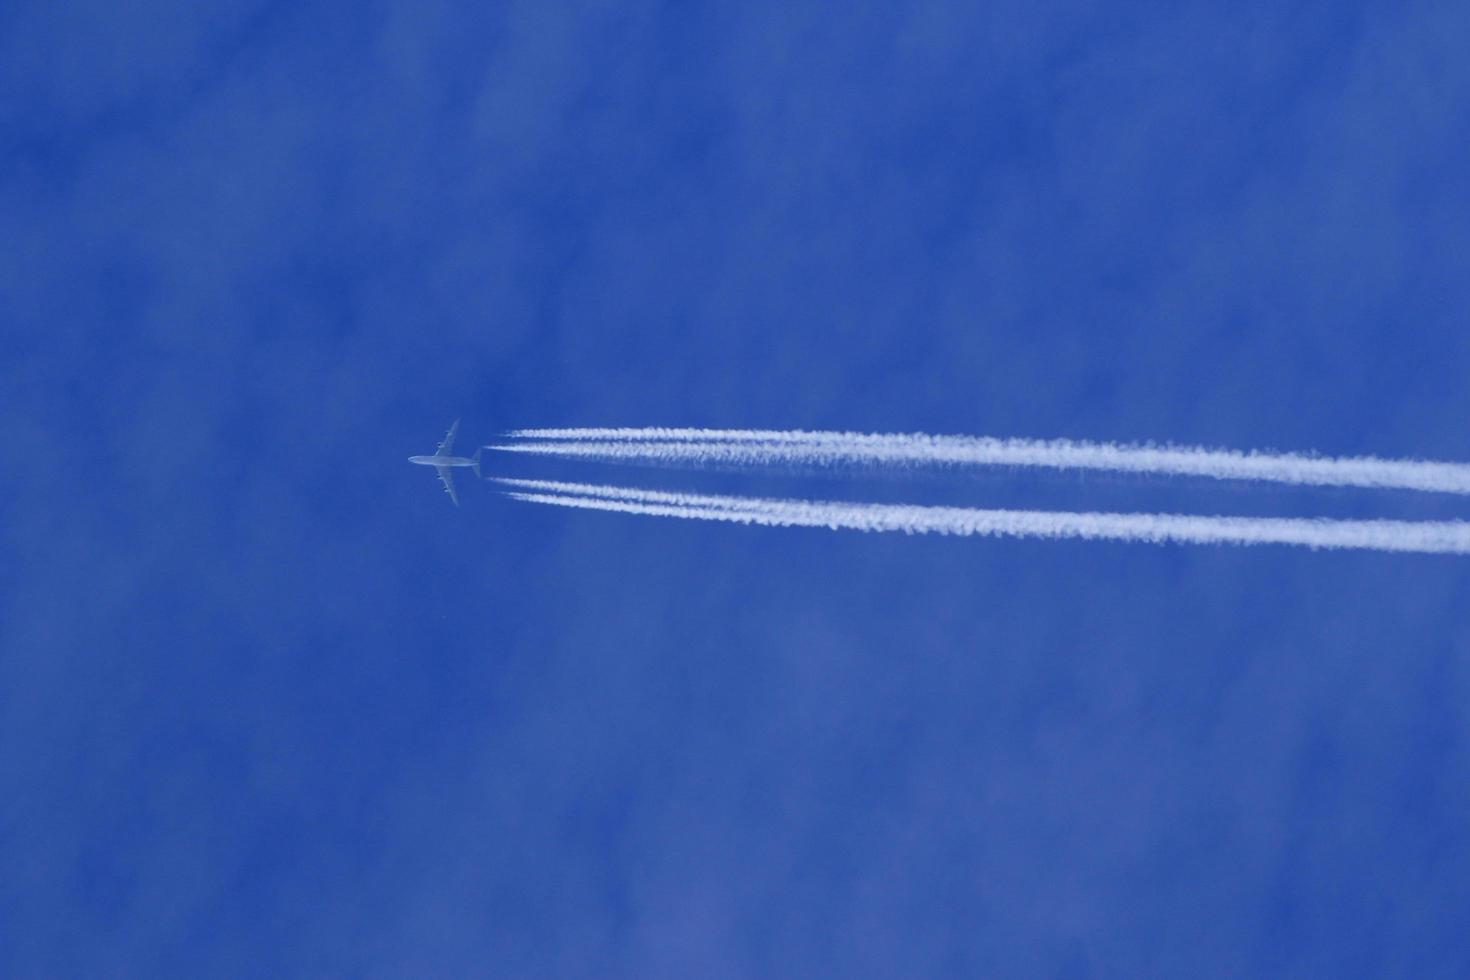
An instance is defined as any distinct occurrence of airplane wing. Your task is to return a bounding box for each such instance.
[436,419,460,457]
[436,464,460,506]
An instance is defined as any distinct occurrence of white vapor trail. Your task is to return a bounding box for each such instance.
[492,428,1470,496]
[492,478,1470,555]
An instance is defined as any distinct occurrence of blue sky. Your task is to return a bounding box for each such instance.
[4,1,1470,975]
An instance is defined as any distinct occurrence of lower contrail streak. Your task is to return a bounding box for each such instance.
[493,478,1470,554]
[493,428,1470,496]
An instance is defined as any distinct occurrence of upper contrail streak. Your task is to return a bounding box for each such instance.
[492,478,1470,555]
[492,428,1470,496]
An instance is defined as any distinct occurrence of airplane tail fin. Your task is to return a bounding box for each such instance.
[472,447,482,479]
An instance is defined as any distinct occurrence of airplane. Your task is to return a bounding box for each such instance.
[408,419,482,506]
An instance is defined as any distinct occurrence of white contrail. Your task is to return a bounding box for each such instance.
[491,428,1470,496]
[492,478,1470,555]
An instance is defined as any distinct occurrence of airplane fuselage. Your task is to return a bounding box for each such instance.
[408,455,478,468]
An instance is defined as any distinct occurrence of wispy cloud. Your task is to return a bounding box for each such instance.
[492,478,1470,555]
[492,428,1470,496]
